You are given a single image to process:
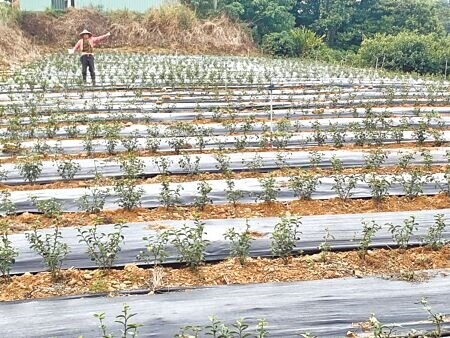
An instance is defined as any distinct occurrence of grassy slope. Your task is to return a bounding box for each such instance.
[1,4,255,68]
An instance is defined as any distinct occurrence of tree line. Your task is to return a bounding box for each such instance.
[182,0,450,75]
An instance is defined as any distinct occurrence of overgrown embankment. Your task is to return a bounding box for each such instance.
[23,6,253,54]
[0,5,38,67]
[0,4,255,67]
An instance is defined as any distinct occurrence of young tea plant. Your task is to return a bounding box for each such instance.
[332,174,359,201]
[308,151,324,170]
[417,297,445,338]
[225,178,244,208]
[26,225,69,281]
[318,227,335,263]
[271,216,302,263]
[170,218,209,269]
[119,154,144,180]
[137,230,170,291]
[358,220,381,259]
[94,303,142,338]
[368,314,397,338]
[159,179,183,209]
[138,231,170,266]
[178,155,201,176]
[0,221,18,279]
[56,159,81,180]
[78,186,109,214]
[193,180,212,210]
[16,154,43,183]
[30,197,63,219]
[77,222,126,270]
[387,216,418,249]
[256,176,280,203]
[365,174,391,203]
[422,214,447,250]
[396,151,415,170]
[364,149,388,171]
[288,171,320,200]
[0,190,16,215]
[113,179,144,210]
[396,170,429,199]
[224,220,254,265]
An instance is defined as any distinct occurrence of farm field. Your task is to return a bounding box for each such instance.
[0,52,449,337]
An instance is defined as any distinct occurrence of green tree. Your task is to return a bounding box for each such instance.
[293,0,446,49]
[358,32,450,74]
[222,0,296,40]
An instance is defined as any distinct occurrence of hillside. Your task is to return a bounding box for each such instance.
[0,5,256,67]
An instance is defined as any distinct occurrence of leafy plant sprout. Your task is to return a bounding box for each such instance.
[77,222,126,270]
[94,303,142,338]
[224,220,254,265]
[170,218,209,269]
[422,214,447,250]
[387,216,418,249]
[0,221,18,279]
[357,220,381,259]
[26,225,69,281]
[417,297,445,338]
[271,216,302,263]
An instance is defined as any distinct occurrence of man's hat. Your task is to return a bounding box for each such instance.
[79,29,92,37]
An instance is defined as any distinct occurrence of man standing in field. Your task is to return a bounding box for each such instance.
[71,29,111,85]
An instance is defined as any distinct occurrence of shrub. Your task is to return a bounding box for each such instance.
[77,222,126,270]
[262,31,296,56]
[16,155,43,183]
[78,186,109,213]
[422,214,447,250]
[113,179,144,210]
[0,221,18,278]
[224,221,253,265]
[56,159,81,180]
[262,28,324,57]
[26,226,69,281]
[358,32,450,75]
[358,220,381,259]
[290,27,325,57]
[30,197,63,219]
[170,218,209,269]
[271,216,301,263]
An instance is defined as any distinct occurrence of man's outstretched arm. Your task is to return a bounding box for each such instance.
[91,32,111,44]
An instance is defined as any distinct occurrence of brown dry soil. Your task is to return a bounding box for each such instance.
[6,194,450,233]
[1,246,449,302]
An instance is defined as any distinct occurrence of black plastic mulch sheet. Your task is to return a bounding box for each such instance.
[9,209,450,274]
[0,273,448,337]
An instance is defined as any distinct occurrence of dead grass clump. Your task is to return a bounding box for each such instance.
[0,23,38,67]
[19,5,255,55]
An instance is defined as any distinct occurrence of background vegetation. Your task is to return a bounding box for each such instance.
[182,0,450,75]
[1,0,450,75]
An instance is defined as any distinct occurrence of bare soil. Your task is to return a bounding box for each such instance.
[1,246,448,302]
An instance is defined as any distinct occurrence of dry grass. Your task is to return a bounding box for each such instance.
[0,23,39,67]
[19,5,256,55]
